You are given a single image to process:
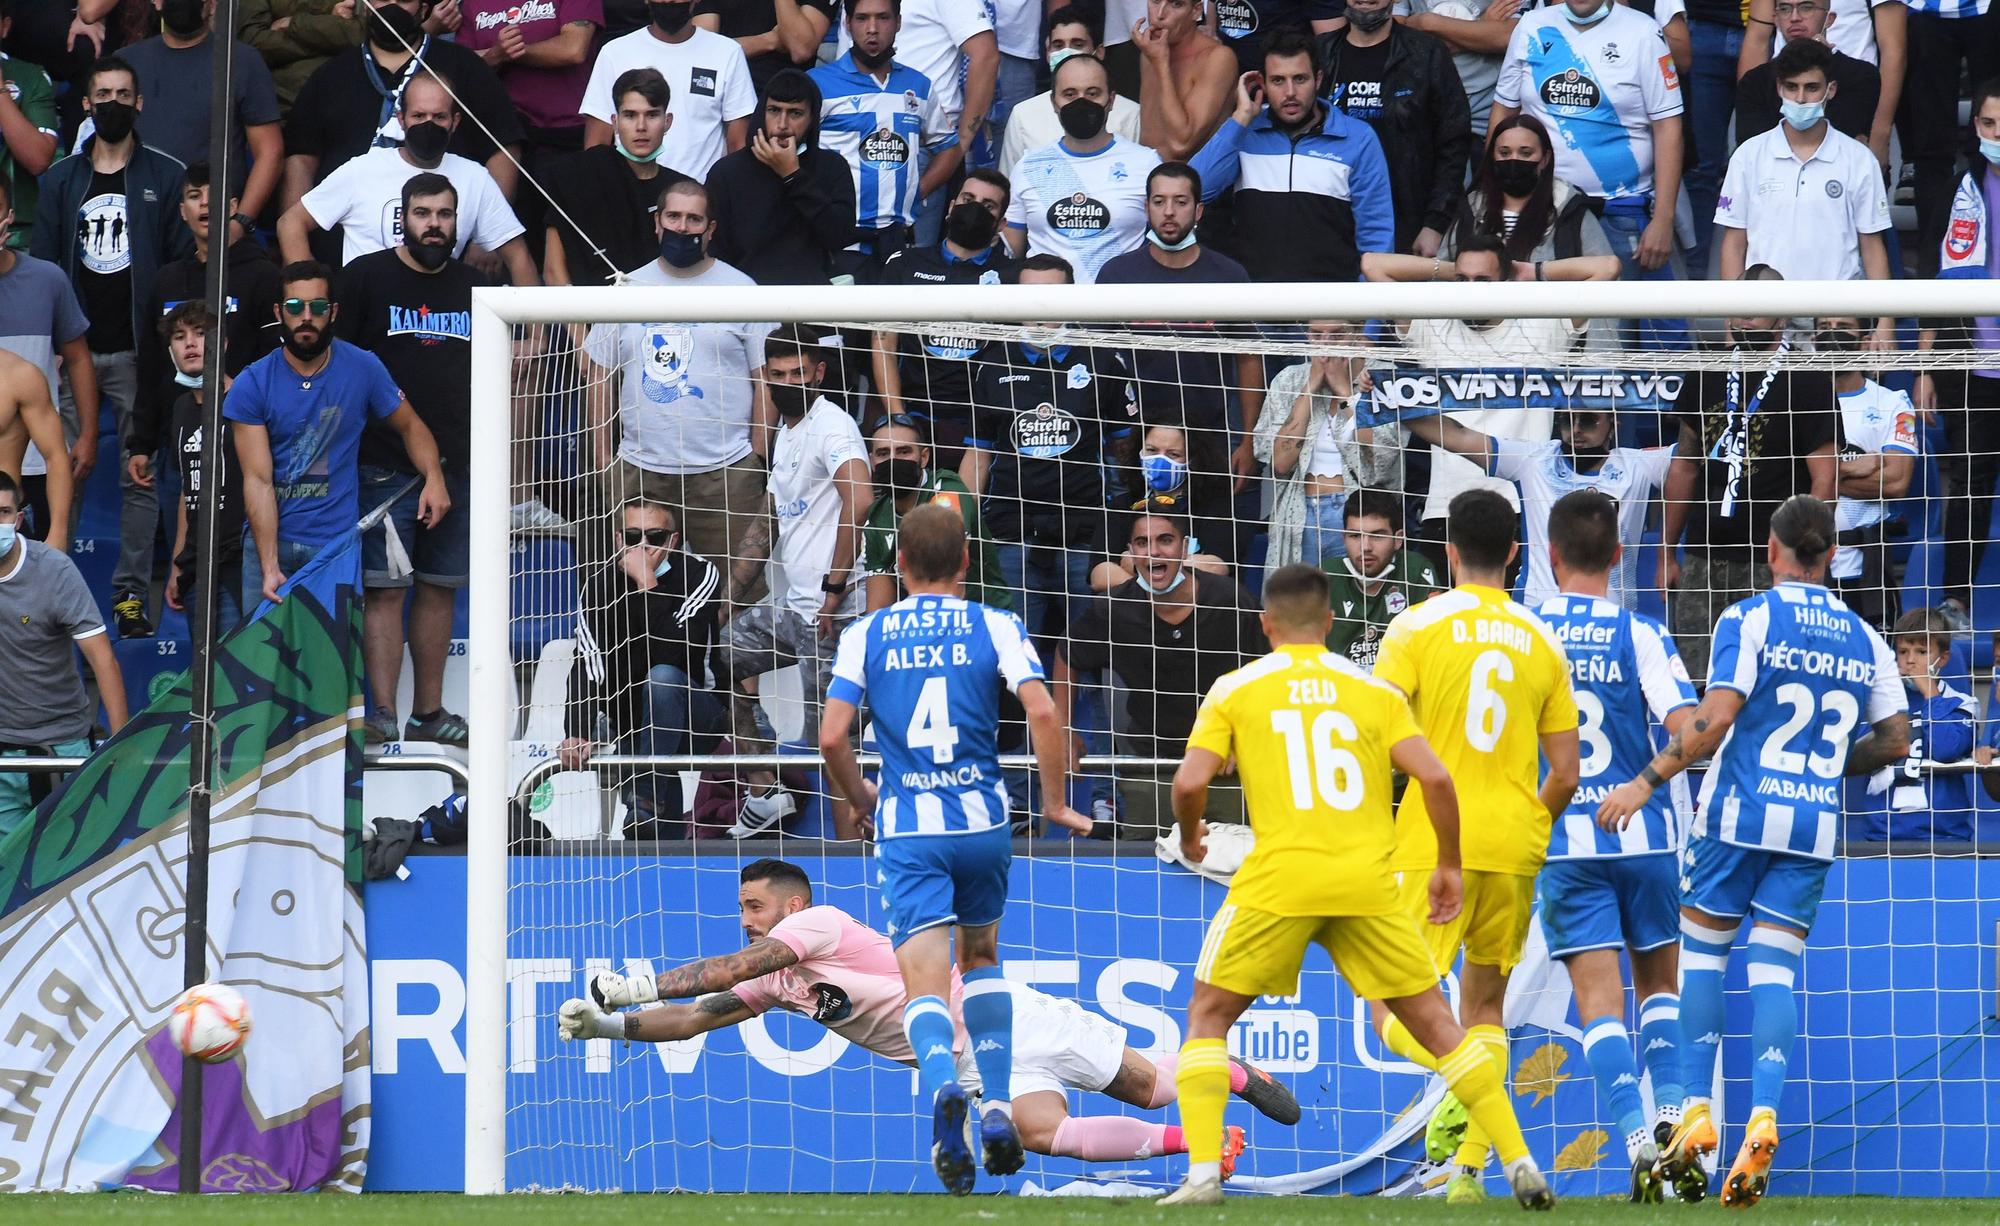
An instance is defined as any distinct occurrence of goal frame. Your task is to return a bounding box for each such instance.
[463,277,2000,1195]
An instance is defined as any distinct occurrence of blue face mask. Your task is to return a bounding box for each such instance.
[1135,564,1188,595]
[1142,452,1188,492]
[616,133,664,164]
[1146,226,1198,253]
[0,524,15,556]
[1567,0,1612,24]
[1980,137,2000,166]
[658,228,704,268]
[173,368,204,389]
[1780,98,1826,131]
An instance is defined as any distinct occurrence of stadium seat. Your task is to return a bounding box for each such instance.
[107,635,189,720]
[510,535,579,664]
[74,445,123,538]
[66,537,119,622]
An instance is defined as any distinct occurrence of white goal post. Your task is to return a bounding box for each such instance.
[463,278,2000,1196]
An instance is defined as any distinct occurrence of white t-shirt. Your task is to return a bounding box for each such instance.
[578,26,756,179]
[300,147,525,264]
[769,395,869,617]
[1399,315,1584,520]
[1493,437,1676,608]
[1496,5,1683,199]
[1006,134,1160,284]
[992,0,1042,58]
[1715,122,1890,281]
[998,90,1143,180]
[1101,0,1148,47]
[1775,0,1892,64]
[1832,378,1920,577]
[837,0,995,127]
[582,259,773,475]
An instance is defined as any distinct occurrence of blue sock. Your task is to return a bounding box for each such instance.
[902,995,960,1096]
[1744,927,1805,1117]
[1582,1017,1650,1160]
[960,966,1014,1108]
[1638,992,1685,1122]
[1678,916,1735,1109]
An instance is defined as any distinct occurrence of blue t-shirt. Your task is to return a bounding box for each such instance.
[1696,582,1902,861]
[1538,594,1697,860]
[222,339,403,547]
[827,594,1044,838]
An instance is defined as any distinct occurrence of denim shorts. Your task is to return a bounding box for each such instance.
[360,465,470,588]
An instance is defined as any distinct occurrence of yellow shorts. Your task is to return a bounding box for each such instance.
[1193,899,1440,1002]
[1397,869,1536,974]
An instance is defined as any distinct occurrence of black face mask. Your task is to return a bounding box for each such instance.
[874,458,927,494]
[405,231,452,269]
[770,381,816,420]
[1817,329,1861,355]
[1733,327,1781,351]
[852,41,895,71]
[1492,158,1541,198]
[648,1,694,34]
[161,0,208,37]
[944,201,998,251]
[368,2,425,51]
[1346,4,1392,31]
[1058,97,1106,141]
[402,119,450,163]
[90,101,136,145]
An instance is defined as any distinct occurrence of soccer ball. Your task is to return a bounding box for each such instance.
[168,982,252,1063]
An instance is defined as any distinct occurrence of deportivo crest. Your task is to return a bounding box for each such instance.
[640,327,702,403]
[1385,589,1407,614]
[1947,216,1979,259]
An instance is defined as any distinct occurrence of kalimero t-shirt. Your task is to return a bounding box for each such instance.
[336,247,481,473]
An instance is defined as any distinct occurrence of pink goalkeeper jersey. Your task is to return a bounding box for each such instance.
[730,905,966,1064]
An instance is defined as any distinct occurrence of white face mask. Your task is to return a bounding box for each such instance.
[1134,563,1188,595]
[174,368,205,388]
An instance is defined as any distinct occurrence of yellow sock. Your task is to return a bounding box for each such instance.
[1446,1024,1516,1169]
[1379,1014,1442,1071]
[1175,1037,1232,1166]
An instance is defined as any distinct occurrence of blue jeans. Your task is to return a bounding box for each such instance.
[1300,492,1348,569]
[1684,19,1743,279]
[980,54,1040,168]
[625,663,724,834]
[1598,196,1689,356]
[241,537,324,619]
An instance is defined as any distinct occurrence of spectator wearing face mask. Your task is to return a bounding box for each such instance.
[996,7,1141,180]
[1004,51,1160,283]
[237,1,365,120]
[153,300,244,636]
[1091,420,1235,588]
[577,0,754,179]
[706,69,856,286]
[541,67,691,286]
[1818,313,1916,628]
[1444,114,1613,267]
[1734,0,1883,144]
[859,413,1008,611]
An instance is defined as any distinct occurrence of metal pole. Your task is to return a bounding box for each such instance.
[181,0,241,1193]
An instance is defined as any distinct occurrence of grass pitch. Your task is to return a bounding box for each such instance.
[11,1194,1991,1225]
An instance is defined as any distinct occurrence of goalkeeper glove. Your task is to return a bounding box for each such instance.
[590,969,660,1009]
[558,997,628,1041]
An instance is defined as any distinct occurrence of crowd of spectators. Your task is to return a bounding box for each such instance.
[0,0,1995,845]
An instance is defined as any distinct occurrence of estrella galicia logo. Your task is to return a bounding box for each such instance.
[690,67,717,97]
[1047,191,1111,238]
[1013,401,1081,458]
[387,303,472,344]
[640,327,703,403]
[862,128,910,166]
[1540,67,1601,111]
[809,983,852,1023]
[1214,0,1257,39]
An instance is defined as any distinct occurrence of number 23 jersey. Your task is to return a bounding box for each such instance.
[1374,584,1578,877]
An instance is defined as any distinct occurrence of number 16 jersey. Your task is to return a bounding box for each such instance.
[827,594,1044,839]
[1374,584,1578,877]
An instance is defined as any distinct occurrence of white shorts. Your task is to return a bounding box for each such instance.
[956,984,1127,1100]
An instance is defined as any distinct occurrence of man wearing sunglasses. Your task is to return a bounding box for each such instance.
[558,499,725,837]
[226,259,450,613]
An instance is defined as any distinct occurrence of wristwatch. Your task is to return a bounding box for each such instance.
[821,577,848,595]
[230,212,254,232]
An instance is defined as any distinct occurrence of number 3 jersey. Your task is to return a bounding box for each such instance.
[1700,582,1901,861]
[827,594,1044,838]
[1536,594,1697,860]
[1374,584,1578,877]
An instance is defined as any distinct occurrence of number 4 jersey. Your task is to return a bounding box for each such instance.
[1536,594,1697,860]
[1700,582,1901,861]
[827,594,1044,838]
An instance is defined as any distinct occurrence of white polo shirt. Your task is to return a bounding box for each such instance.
[1715,121,1889,281]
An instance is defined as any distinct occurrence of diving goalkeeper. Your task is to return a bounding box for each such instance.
[565,858,1300,1169]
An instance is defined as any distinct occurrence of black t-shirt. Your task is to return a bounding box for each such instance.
[1096,244,1253,439]
[1677,364,1841,560]
[171,392,244,573]
[77,168,134,354]
[877,241,1016,423]
[968,343,1139,546]
[285,41,524,183]
[1326,34,1392,126]
[1065,573,1268,751]
[544,145,691,284]
[335,248,482,472]
[1735,52,1881,145]
[693,0,838,93]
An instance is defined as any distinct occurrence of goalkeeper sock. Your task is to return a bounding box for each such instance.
[1638,992,1685,1120]
[1174,1037,1231,1181]
[901,995,959,1096]
[1146,1053,1247,1107]
[960,966,1013,1109]
[1678,916,1735,1108]
[1450,1023,1510,1170]
[1581,1017,1649,1161]
[1438,1028,1530,1168]
[1378,1014,1442,1071]
[1050,1116,1183,1160]
[1745,926,1805,1116]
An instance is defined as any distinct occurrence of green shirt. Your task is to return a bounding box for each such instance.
[862,469,1012,611]
[1323,547,1442,671]
[0,54,57,251]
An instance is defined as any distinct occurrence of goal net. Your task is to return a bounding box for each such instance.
[463,280,2000,1197]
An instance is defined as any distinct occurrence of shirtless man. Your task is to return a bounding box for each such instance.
[564,857,1302,1174]
[0,349,74,553]
[1135,0,1239,159]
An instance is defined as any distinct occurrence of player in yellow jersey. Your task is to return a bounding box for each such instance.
[1156,564,1554,1210]
[1368,489,1581,1203]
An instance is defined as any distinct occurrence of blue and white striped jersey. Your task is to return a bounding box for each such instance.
[809,54,957,232]
[1538,594,1697,860]
[1496,5,1683,199]
[1696,582,1902,861]
[827,594,1044,838]
[1903,0,1988,16]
